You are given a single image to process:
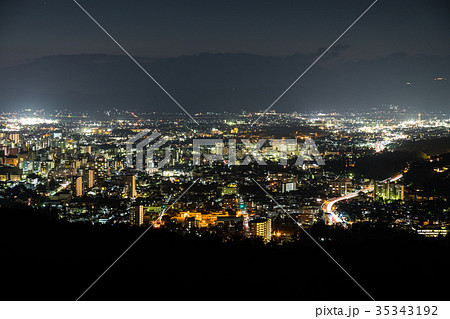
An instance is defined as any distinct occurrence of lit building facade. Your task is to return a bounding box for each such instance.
[249,218,272,243]
[130,205,144,226]
[124,174,136,198]
[374,181,404,201]
[74,176,83,197]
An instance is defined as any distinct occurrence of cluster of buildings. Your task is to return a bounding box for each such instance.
[0,107,448,242]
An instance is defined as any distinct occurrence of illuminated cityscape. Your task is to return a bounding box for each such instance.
[1,0,450,310]
[1,108,448,241]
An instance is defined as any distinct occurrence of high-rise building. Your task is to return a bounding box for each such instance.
[8,132,19,144]
[220,183,239,196]
[374,180,404,201]
[282,182,297,193]
[124,174,136,198]
[129,205,144,226]
[87,169,95,188]
[328,178,352,196]
[74,176,83,197]
[249,218,272,243]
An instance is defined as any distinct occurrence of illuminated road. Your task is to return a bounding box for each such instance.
[321,191,362,227]
[323,194,354,224]
[321,174,402,226]
[48,180,71,196]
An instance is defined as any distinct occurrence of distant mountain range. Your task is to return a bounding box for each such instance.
[0,52,448,113]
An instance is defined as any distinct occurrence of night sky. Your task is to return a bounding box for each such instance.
[1,0,449,112]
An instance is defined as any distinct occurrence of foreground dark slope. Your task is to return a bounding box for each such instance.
[1,205,449,301]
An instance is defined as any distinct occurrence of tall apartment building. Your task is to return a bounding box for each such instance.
[129,205,144,226]
[249,218,272,243]
[124,174,136,198]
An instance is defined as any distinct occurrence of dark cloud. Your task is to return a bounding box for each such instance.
[1,0,449,67]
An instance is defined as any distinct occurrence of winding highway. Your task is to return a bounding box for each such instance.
[321,174,402,226]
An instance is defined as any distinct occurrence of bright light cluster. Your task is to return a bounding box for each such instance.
[9,117,58,126]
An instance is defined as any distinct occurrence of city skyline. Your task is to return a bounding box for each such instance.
[1,0,450,312]
[0,107,449,301]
